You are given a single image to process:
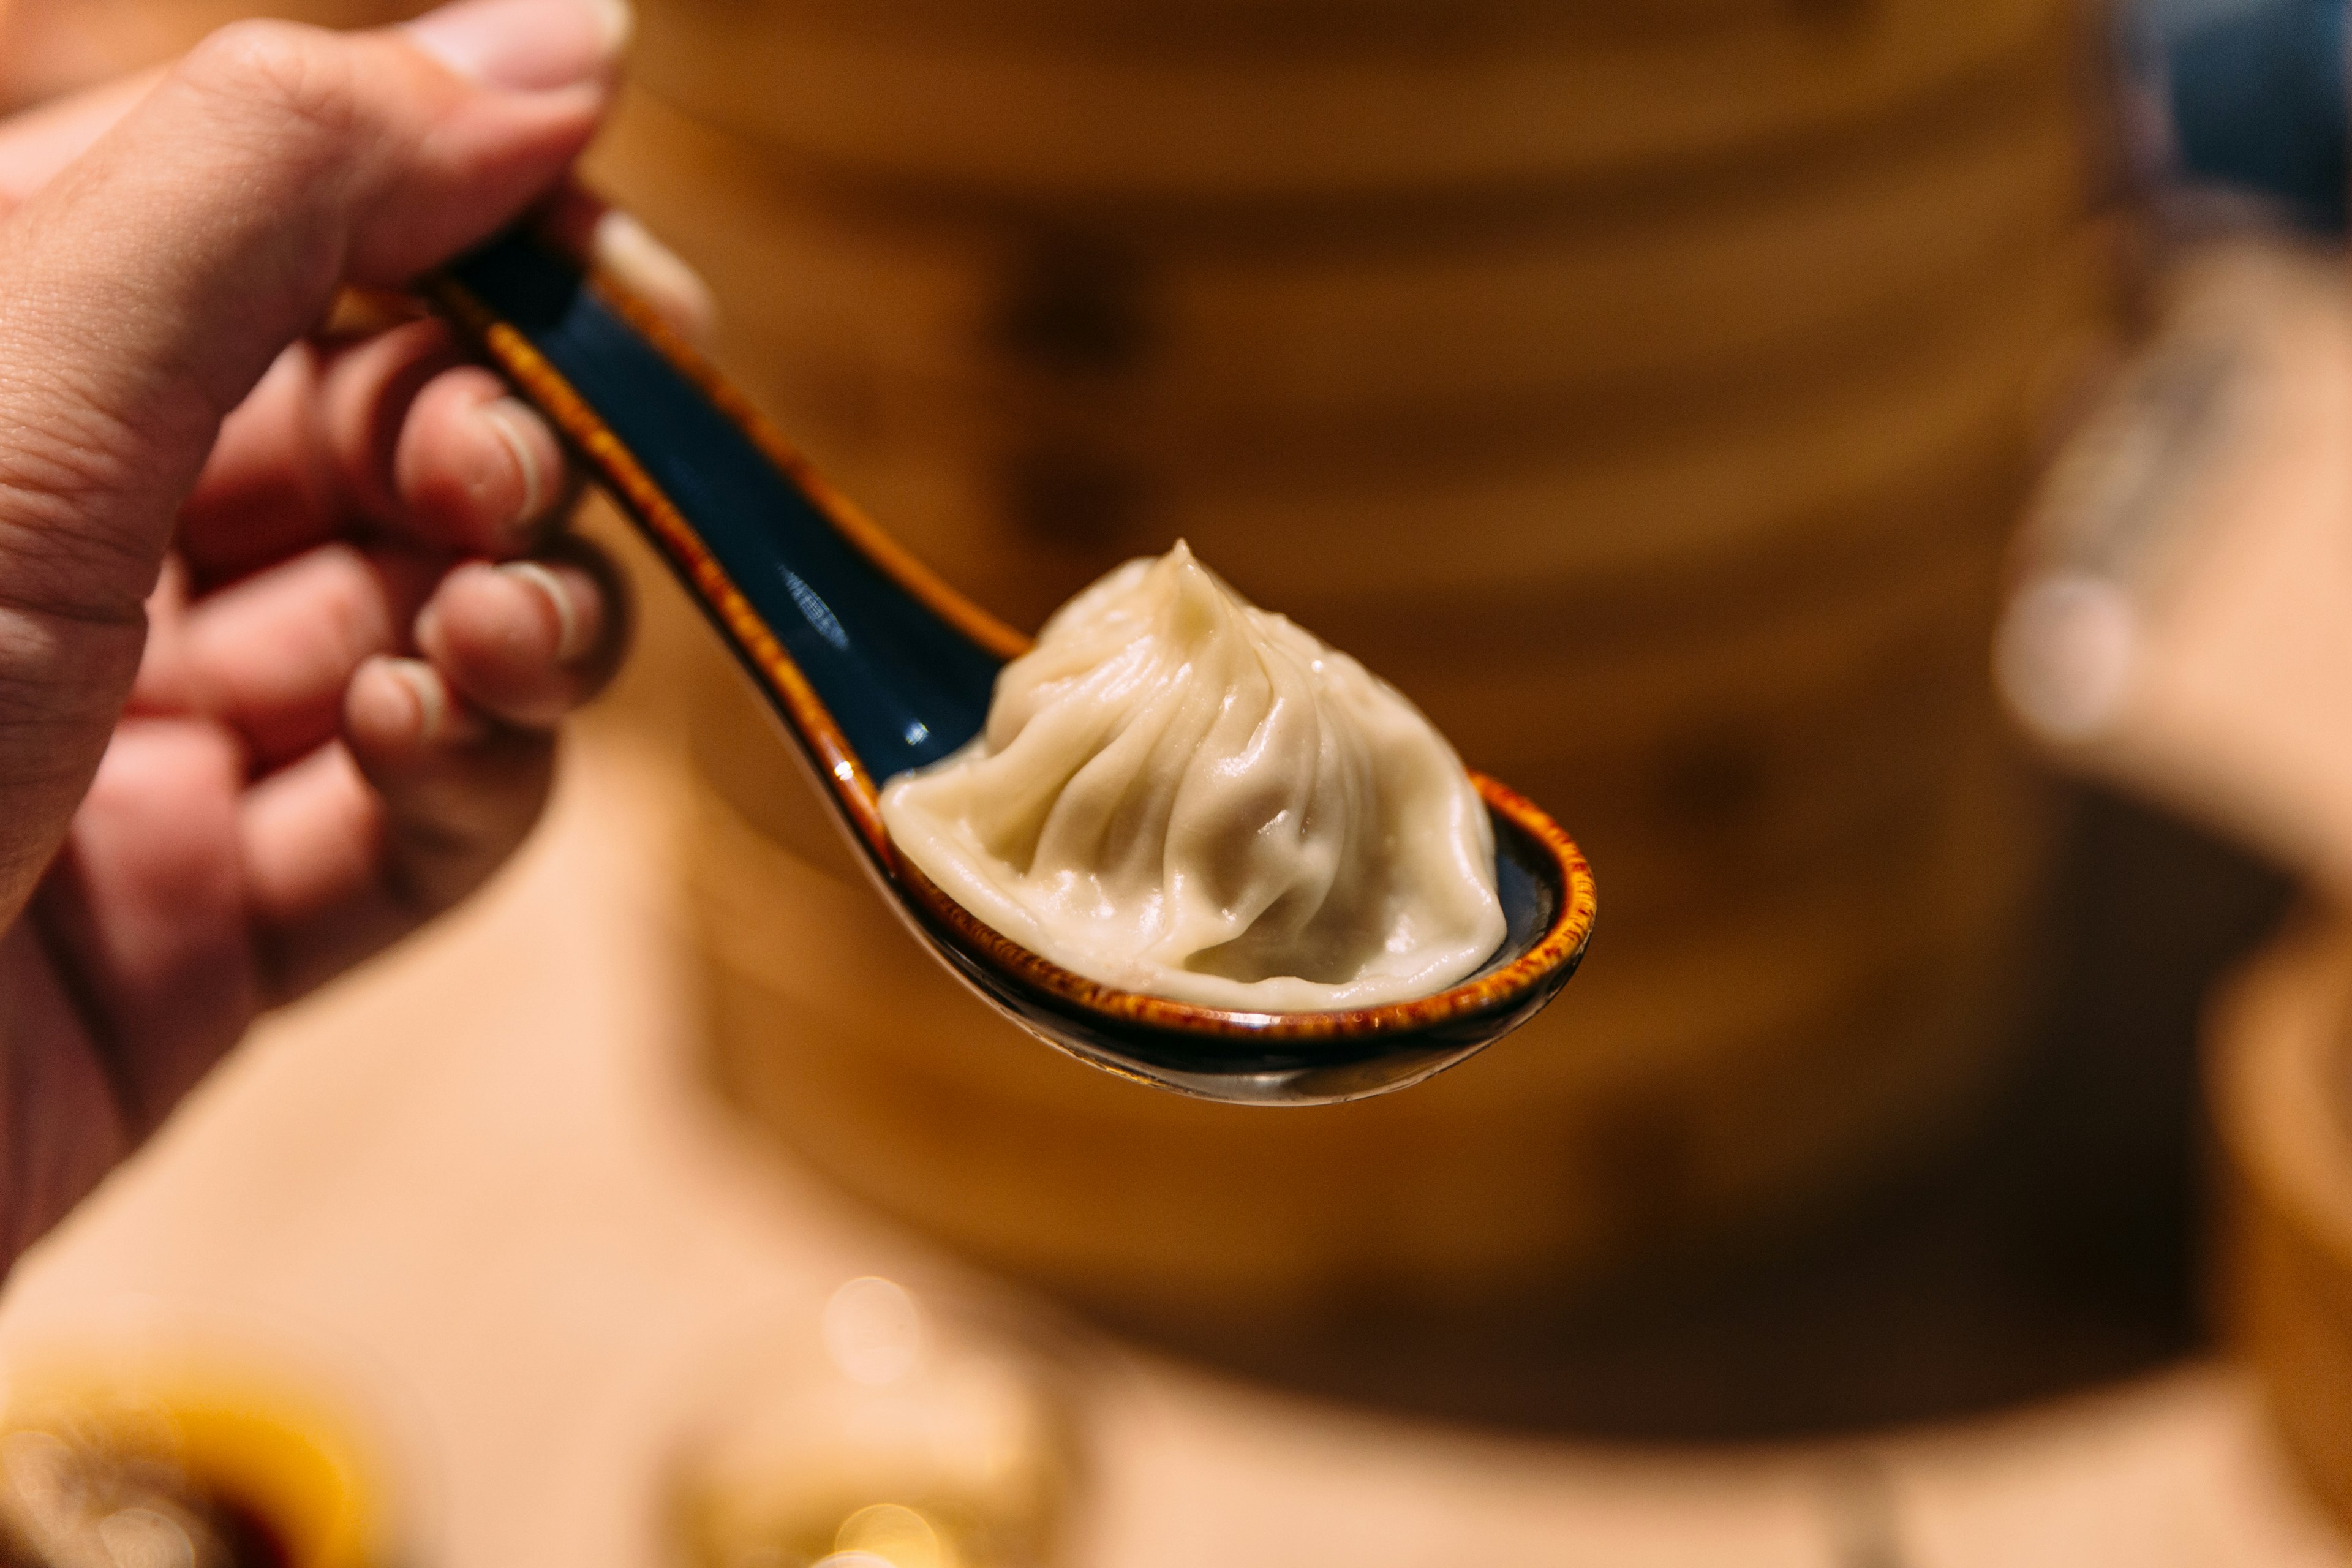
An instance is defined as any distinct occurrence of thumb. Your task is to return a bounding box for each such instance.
[4,0,622,594]
[0,0,621,913]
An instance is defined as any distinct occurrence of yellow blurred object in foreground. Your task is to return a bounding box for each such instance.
[667,1278,1082,1568]
[0,1359,388,1568]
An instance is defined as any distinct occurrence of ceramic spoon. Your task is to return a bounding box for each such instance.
[427,224,1597,1106]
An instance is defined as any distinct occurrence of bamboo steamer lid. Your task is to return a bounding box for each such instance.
[586,77,2094,430]
[2210,914,2352,1532]
[688,727,2040,1317]
[630,0,2072,200]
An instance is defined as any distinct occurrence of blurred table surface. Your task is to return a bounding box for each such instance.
[0,710,2336,1567]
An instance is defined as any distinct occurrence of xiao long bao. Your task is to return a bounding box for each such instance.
[880,543,1507,1012]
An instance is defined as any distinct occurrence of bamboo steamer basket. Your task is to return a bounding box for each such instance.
[631,0,2071,200]
[621,0,2113,1317]
[590,70,2090,417]
[2211,914,2352,1534]
[688,714,2041,1319]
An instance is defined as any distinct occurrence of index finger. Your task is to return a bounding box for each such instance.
[178,317,575,586]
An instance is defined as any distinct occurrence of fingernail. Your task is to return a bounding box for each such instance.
[500,560,595,663]
[1994,571,2139,745]
[412,597,445,660]
[586,0,633,50]
[591,211,717,343]
[407,0,630,92]
[383,657,451,743]
[476,397,551,537]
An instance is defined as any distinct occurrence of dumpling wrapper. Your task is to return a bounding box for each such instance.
[879,543,1507,1012]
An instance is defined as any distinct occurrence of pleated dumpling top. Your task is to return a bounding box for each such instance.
[879,543,1506,1011]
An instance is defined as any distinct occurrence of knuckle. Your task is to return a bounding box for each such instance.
[179,20,314,96]
[175,20,360,153]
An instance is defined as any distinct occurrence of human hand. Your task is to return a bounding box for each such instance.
[0,0,671,1258]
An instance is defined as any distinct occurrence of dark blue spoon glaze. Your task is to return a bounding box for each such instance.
[430,225,1595,1106]
[447,235,1000,780]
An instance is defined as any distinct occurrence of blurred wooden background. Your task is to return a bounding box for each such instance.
[4,1,2352,1561]
[611,0,2125,1347]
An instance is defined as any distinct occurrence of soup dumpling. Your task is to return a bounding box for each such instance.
[878,543,1506,1012]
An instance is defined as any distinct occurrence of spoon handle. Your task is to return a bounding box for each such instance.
[424,224,1026,861]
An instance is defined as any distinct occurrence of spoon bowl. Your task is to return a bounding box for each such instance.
[429,223,1596,1105]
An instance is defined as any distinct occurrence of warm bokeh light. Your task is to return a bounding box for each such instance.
[668,1279,1080,1568]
